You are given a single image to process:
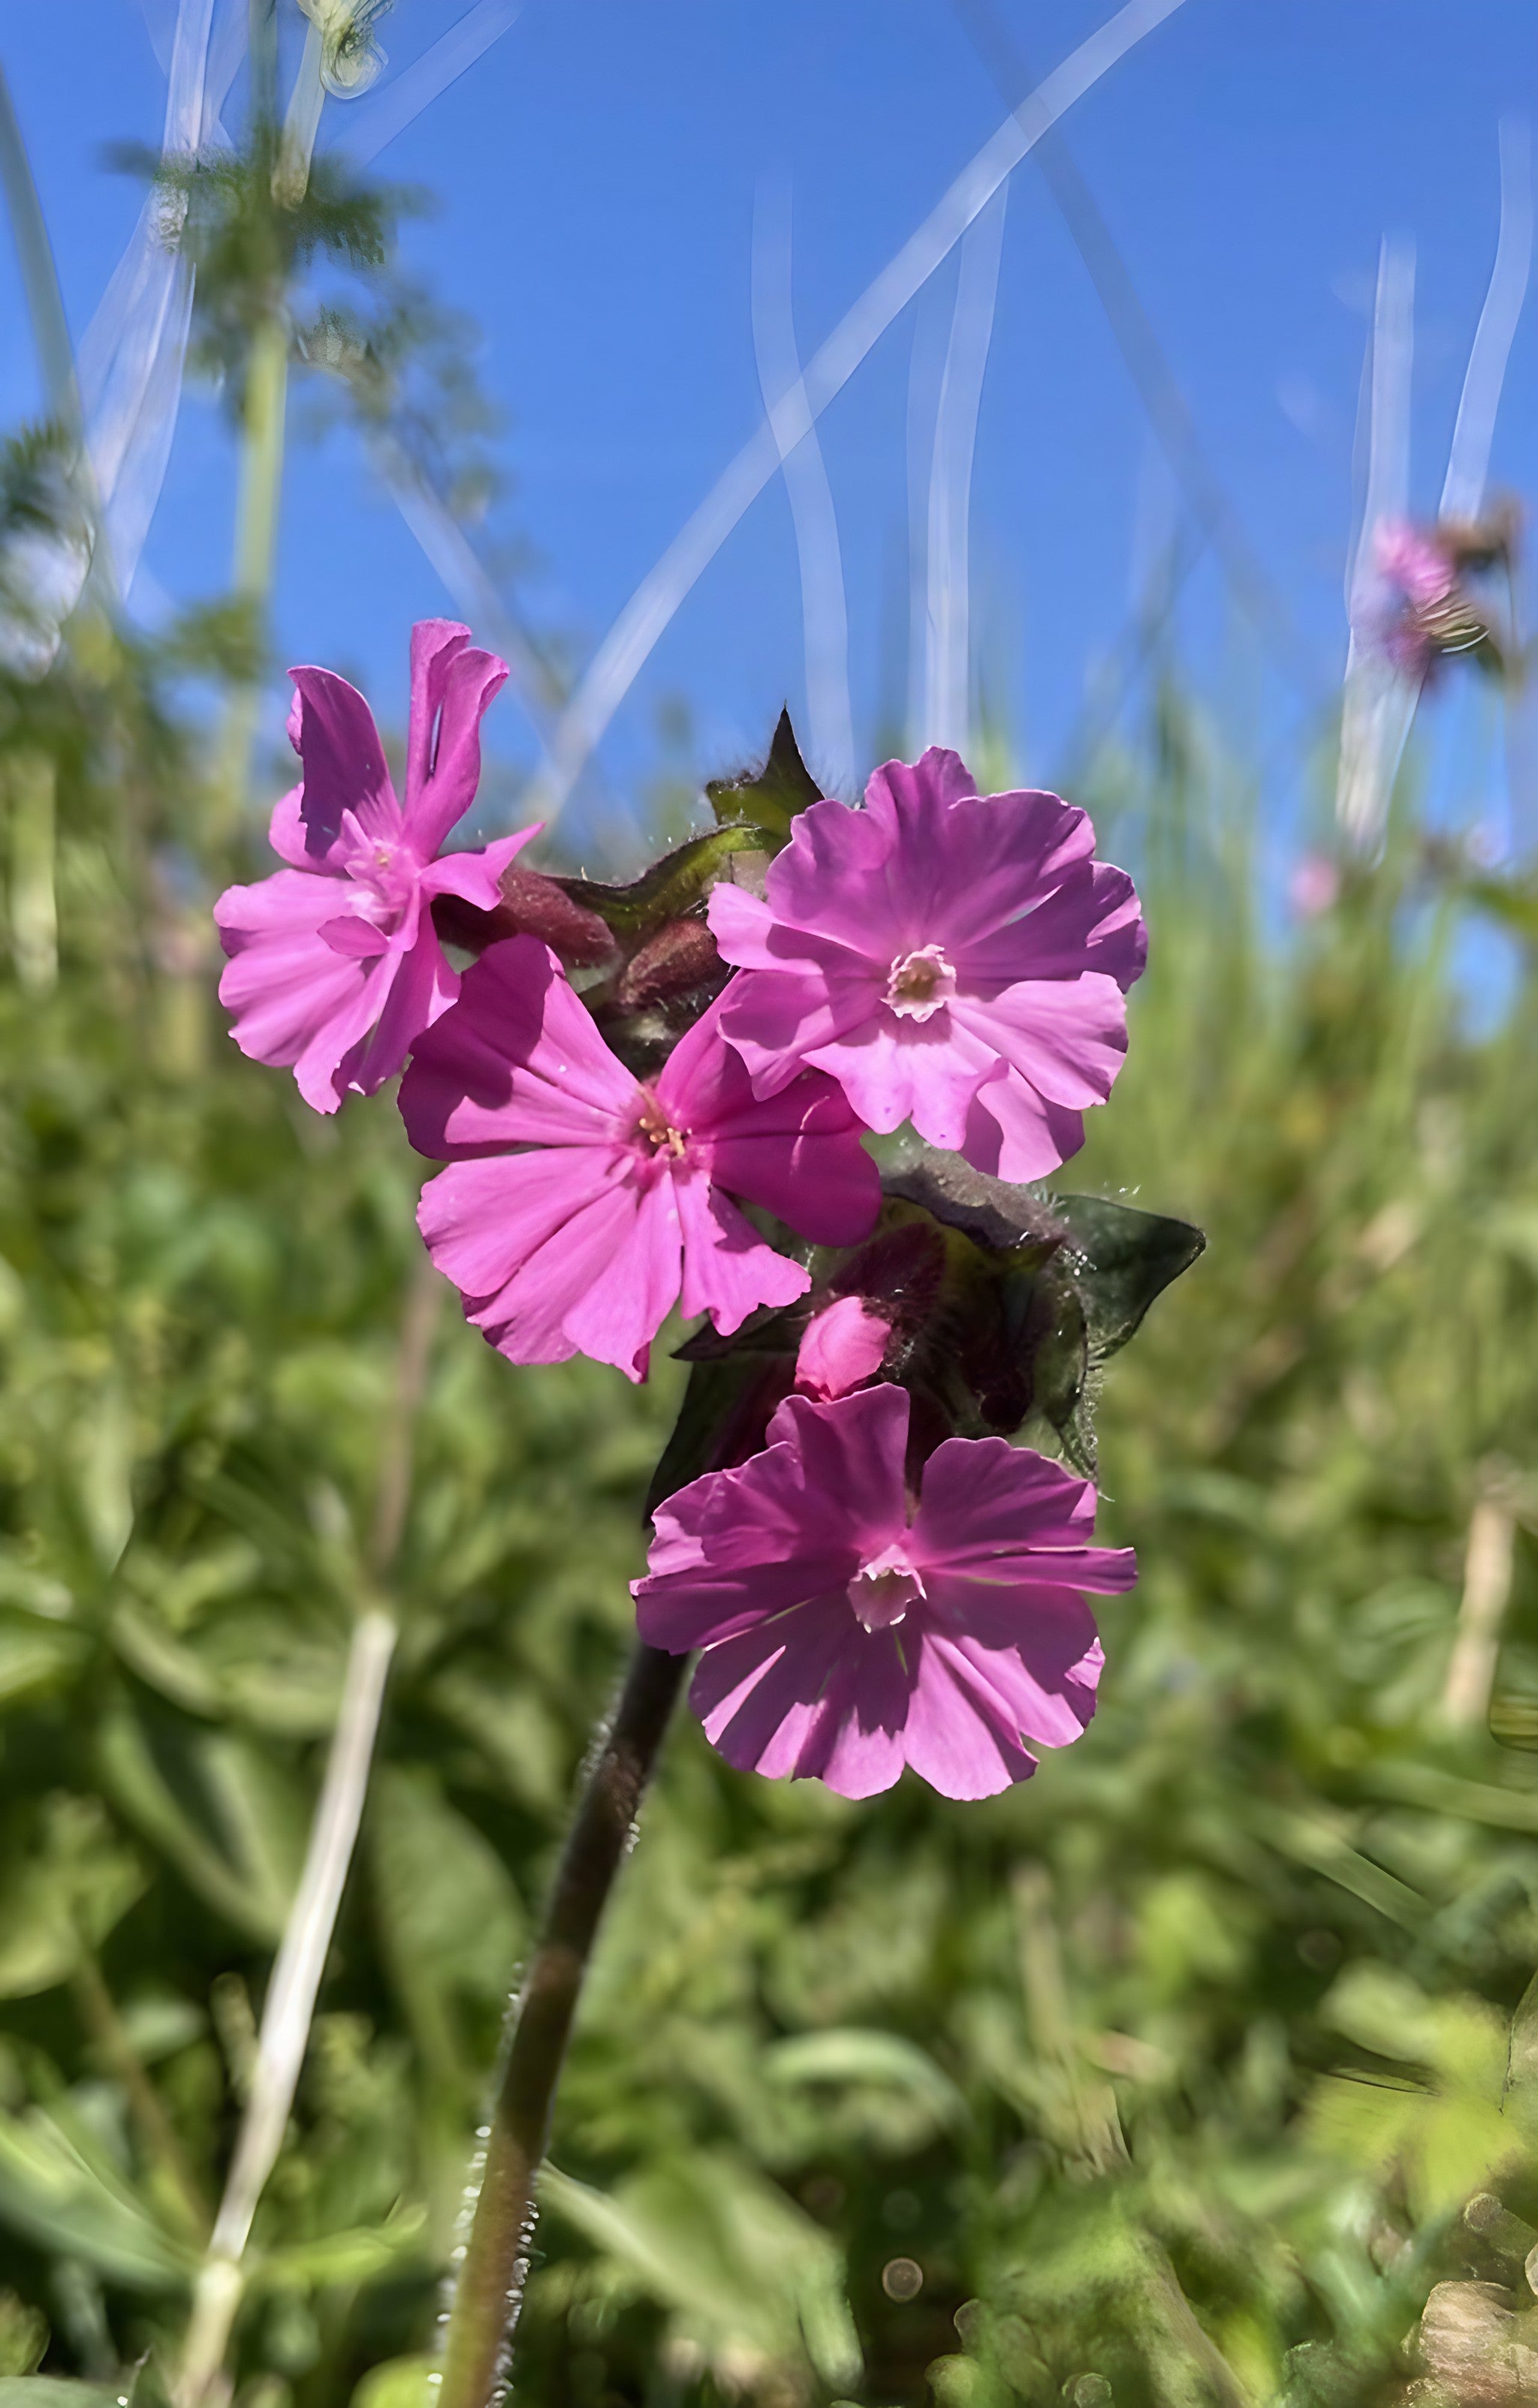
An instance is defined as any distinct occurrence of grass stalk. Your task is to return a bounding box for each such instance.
[174,1259,436,2406]
[176,1605,398,2408]
[9,749,58,995]
[213,311,289,829]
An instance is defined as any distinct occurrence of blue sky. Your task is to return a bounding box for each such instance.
[2,2,1535,861]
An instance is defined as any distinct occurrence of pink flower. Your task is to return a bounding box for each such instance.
[399,936,881,1382]
[633,1384,1134,1800]
[794,1294,889,1399]
[1288,852,1340,919]
[707,750,1144,1183]
[215,619,533,1113]
[1373,518,1455,611]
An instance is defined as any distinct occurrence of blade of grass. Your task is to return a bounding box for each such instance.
[529,0,1191,825]
[1441,119,1533,523]
[923,182,1006,755]
[752,178,855,796]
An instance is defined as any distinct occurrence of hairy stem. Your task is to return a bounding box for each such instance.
[436,1640,689,2408]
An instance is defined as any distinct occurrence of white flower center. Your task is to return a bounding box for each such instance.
[885,942,956,1022]
[847,1542,927,1632]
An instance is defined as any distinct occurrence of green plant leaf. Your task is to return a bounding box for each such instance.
[704,707,821,848]
[1046,1192,1208,1365]
[0,2386,125,2405]
[542,2150,861,2391]
[644,1357,790,1520]
[0,1795,144,2000]
[764,2027,970,2132]
[0,2103,191,2289]
[348,2361,435,2408]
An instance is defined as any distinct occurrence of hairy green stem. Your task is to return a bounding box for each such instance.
[436,1640,689,2408]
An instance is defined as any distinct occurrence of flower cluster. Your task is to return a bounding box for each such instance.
[215,622,1178,1799]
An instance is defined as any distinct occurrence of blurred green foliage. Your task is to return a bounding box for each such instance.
[5,461,1538,2408]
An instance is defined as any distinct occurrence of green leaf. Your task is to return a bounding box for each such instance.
[370,1766,523,2091]
[877,1152,1202,1471]
[0,1795,144,2000]
[98,1703,306,1943]
[0,2102,191,2289]
[349,2361,436,2408]
[644,1358,789,1520]
[558,827,767,937]
[704,707,822,848]
[0,2386,125,2405]
[1045,1192,1207,1364]
[257,2205,428,2287]
[0,1614,88,1713]
[764,2027,970,2132]
[542,2150,861,2391]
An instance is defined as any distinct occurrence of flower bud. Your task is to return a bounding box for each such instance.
[615,915,723,1011]
[430,864,617,969]
[795,1295,891,1400]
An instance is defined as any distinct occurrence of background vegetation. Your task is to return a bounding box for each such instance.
[4,35,1538,2408]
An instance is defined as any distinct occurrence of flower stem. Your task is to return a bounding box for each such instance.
[436,1640,689,2408]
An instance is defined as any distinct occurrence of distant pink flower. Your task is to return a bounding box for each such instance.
[1288,852,1340,918]
[707,750,1144,1183]
[794,1294,889,1399]
[1373,518,1455,611]
[399,936,881,1382]
[215,619,532,1113]
[1365,519,1462,679]
[634,1384,1134,1800]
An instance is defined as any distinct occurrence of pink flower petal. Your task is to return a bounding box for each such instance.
[707,879,871,981]
[319,915,390,958]
[948,972,1127,1113]
[403,624,511,857]
[668,996,880,1245]
[962,1071,1087,1184]
[287,665,400,856]
[216,872,375,1103]
[559,1170,683,1380]
[419,1148,644,1370]
[418,826,539,913]
[689,1605,858,1774]
[400,936,638,1157]
[291,954,401,1114]
[712,966,880,1102]
[674,1162,809,1334]
[268,782,341,871]
[337,925,459,1099]
[927,1613,1103,1751]
[635,1385,909,1652]
[803,1012,998,1149]
[404,619,470,803]
[897,1638,1042,1798]
[911,1436,1135,1590]
[795,1295,888,1398]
